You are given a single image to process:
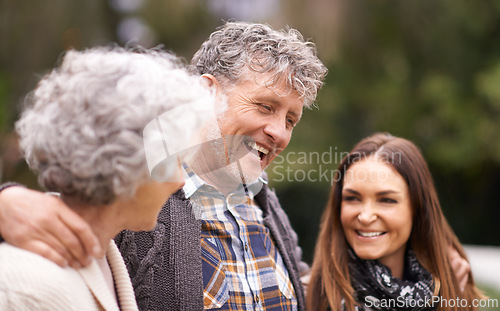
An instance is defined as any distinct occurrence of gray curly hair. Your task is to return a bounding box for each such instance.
[16,46,215,205]
[190,21,328,107]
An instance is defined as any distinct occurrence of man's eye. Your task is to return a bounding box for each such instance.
[257,103,272,111]
[287,117,296,127]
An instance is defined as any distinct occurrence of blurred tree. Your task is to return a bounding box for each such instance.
[0,0,119,183]
[138,0,219,57]
[0,0,217,183]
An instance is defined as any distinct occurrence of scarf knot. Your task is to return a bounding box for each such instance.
[348,249,436,311]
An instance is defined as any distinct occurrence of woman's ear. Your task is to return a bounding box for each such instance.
[199,74,222,97]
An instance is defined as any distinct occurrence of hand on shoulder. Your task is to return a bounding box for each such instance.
[0,185,103,268]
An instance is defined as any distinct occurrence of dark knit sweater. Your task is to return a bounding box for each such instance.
[114,184,308,311]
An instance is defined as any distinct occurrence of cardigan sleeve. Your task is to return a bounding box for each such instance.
[263,186,309,311]
[115,190,203,311]
[266,187,310,276]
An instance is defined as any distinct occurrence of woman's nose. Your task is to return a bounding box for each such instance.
[357,204,377,224]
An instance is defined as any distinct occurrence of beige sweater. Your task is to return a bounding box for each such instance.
[0,240,138,311]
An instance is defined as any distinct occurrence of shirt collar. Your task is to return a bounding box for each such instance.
[181,163,205,199]
[181,163,267,200]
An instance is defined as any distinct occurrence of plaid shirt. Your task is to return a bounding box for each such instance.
[182,166,297,310]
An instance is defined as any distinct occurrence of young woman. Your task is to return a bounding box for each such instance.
[307,133,484,311]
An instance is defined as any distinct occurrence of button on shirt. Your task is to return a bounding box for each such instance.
[182,166,297,310]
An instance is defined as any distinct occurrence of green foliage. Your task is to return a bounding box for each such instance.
[138,0,220,57]
[277,0,500,250]
[0,72,11,132]
[477,283,500,311]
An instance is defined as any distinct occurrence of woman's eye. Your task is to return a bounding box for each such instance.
[286,117,296,127]
[343,195,359,202]
[380,198,397,204]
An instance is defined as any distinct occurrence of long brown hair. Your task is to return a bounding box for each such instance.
[307,133,483,311]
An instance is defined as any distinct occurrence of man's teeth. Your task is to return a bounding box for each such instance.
[247,141,269,155]
[358,231,384,237]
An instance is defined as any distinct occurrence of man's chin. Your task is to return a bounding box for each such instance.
[217,160,261,186]
[237,155,264,183]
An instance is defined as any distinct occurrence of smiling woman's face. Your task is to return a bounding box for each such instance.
[340,155,413,274]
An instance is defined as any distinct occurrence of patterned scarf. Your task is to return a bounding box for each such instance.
[348,249,436,311]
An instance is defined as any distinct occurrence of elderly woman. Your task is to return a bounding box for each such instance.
[307,133,484,311]
[0,47,217,310]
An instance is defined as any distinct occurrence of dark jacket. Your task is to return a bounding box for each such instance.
[115,184,308,311]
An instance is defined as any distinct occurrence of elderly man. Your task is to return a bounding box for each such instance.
[0,21,469,310]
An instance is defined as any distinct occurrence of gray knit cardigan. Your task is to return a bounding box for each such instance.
[114,183,308,311]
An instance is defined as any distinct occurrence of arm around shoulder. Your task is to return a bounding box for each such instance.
[0,184,103,268]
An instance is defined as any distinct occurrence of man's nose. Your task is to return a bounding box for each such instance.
[263,117,288,145]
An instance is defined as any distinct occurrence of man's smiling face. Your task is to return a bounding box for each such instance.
[218,71,304,173]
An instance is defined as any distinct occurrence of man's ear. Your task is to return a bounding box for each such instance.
[199,74,222,97]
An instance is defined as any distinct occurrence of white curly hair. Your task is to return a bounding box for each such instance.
[16,46,217,205]
[190,21,328,107]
